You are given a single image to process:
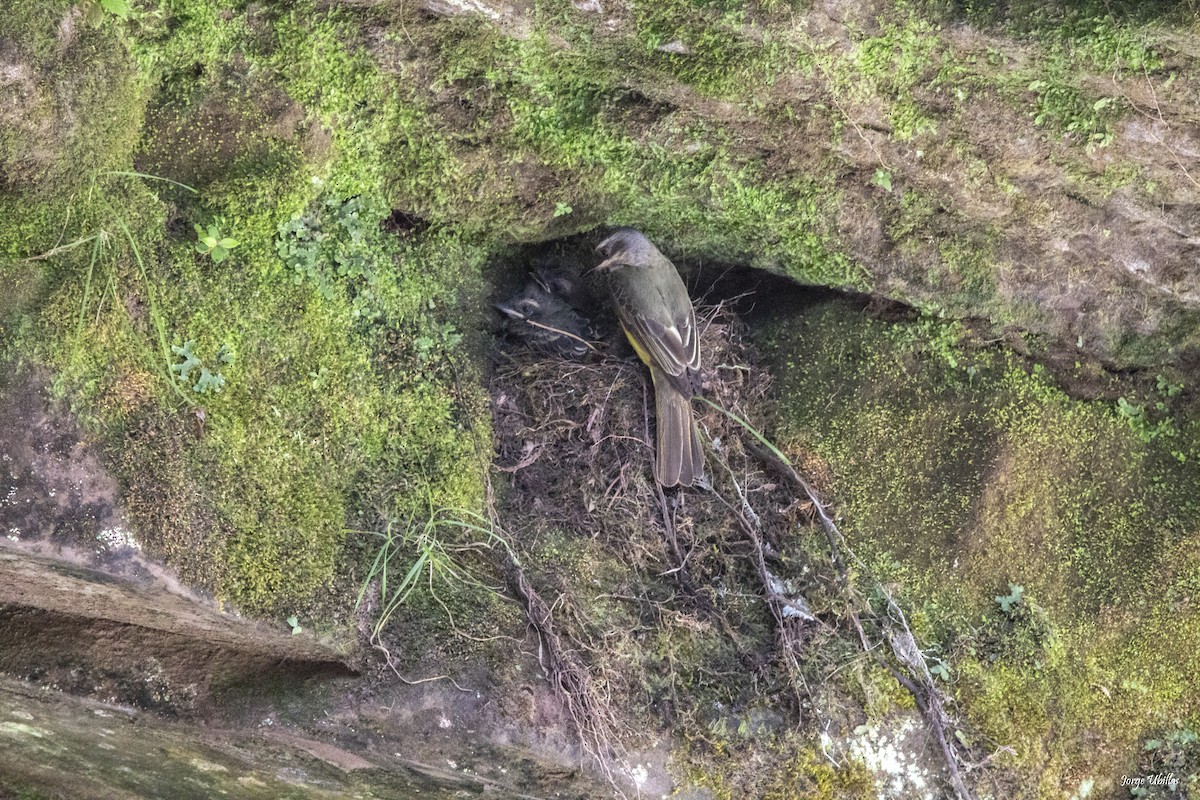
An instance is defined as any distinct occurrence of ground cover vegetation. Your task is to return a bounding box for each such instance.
[2,0,1199,796]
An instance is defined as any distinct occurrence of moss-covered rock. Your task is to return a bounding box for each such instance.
[760,298,1200,796]
[334,0,1200,368]
[4,0,492,614]
[4,0,1200,792]
[0,1,147,331]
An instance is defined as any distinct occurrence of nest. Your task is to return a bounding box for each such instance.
[491,301,815,570]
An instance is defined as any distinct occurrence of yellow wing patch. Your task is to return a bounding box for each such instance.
[622,323,654,367]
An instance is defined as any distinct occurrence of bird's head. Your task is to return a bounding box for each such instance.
[594,228,662,272]
[495,282,553,320]
[533,265,583,300]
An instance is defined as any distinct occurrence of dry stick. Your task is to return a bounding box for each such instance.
[519,317,602,353]
[696,396,976,800]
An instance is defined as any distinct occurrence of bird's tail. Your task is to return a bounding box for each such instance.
[652,368,704,488]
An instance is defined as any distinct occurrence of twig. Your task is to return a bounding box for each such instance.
[699,395,977,800]
[519,317,602,353]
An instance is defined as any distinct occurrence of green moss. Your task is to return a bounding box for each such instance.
[761,299,1200,793]
[4,1,494,614]
[761,746,875,800]
[681,731,876,800]
[0,5,147,261]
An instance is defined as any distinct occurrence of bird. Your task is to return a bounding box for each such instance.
[595,228,704,488]
[531,261,593,312]
[495,280,598,360]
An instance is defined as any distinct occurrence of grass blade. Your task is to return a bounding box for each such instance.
[103,170,198,193]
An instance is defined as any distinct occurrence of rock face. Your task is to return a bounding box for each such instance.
[0,674,504,800]
[0,548,355,713]
[2,1,1200,798]
[2,6,1198,359]
[402,0,1200,367]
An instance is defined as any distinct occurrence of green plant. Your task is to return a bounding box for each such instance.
[1116,393,1179,447]
[994,582,1024,614]
[1135,729,1199,797]
[194,223,240,263]
[81,0,130,25]
[286,615,302,635]
[1156,374,1183,399]
[170,340,233,395]
[889,313,969,371]
[354,507,510,640]
[276,195,385,315]
[413,322,462,364]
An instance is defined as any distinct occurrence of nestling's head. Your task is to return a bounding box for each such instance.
[594,228,663,272]
[532,264,589,307]
[494,282,555,320]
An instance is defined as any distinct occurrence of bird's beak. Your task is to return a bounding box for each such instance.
[594,255,623,272]
[494,302,525,319]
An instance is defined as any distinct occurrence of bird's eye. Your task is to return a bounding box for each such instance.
[519,300,537,314]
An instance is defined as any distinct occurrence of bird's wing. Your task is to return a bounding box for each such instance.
[614,283,697,394]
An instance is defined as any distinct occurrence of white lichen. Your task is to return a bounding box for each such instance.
[845,716,936,800]
[96,526,141,551]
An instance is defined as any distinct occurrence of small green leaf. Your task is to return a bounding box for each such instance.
[193,368,225,394]
[995,582,1024,613]
[871,168,893,193]
[170,341,201,381]
[100,0,131,18]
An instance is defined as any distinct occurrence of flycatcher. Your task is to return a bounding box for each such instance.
[595,228,704,487]
[496,281,597,360]
[532,263,593,312]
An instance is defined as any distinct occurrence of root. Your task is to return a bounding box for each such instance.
[502,551,625,791]
[741,430,977,800]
